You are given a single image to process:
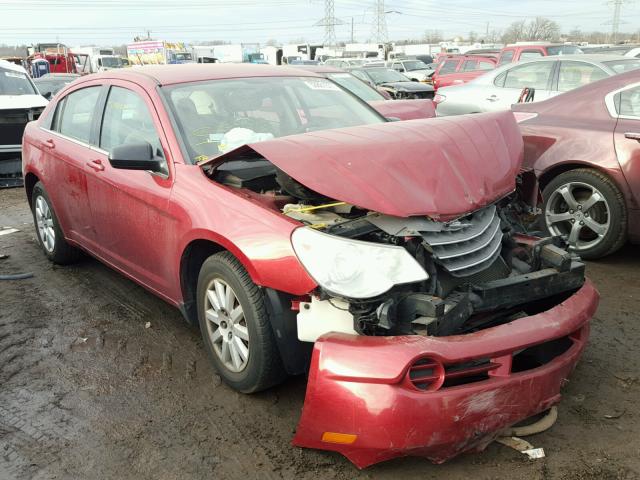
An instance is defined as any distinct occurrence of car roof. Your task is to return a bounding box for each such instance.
[291,65,344,74]
[77,63,321,87]
[0,59,27,74]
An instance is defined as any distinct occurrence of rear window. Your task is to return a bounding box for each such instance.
[603,59,640,74]
[546,45,583,56]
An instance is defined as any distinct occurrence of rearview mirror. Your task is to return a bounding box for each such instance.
[109,142,164,173]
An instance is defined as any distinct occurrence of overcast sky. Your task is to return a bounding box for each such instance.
[0,0,638,46]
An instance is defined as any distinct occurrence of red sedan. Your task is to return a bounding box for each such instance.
[514,69,640,259]
[22,64,597,467]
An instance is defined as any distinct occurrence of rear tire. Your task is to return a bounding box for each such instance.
[31,181,81,264]
[197,252,286,393]
[541,169,626,259]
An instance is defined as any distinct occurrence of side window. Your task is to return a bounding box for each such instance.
[57,87,101,144]
[99,86,163,158]
[498,50,514,65]
[478,60,494,70]
[502,62,554,90]
[558,61,608,92]
[520,50,544,60]
[616,86,640,118]
[392,62,403,71]
[439,60,458,75]
[462,60,477,72]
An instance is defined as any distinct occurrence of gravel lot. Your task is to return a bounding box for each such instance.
[1,186,639,480]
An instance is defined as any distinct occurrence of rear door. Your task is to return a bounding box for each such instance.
[38,85,102,245]
[556,60,609,93]
[611,83,640,204]
[482,60,556,111]
[85,80,177,293]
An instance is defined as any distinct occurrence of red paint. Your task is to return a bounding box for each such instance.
[513,69,640,241]
[368,99,436,120]
[293,280,598,468]
[431,55,496,90]
[208,110,523,220]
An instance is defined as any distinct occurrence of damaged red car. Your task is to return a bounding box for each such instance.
[22,64,598,468]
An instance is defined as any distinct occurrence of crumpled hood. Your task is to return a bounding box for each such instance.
[0,94,48,110]
[206,110,523,220]
[379,81,433,91]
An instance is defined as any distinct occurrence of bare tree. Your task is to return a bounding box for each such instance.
[423,29,443,43]
[502,17,560,43]
[468,31,478,43]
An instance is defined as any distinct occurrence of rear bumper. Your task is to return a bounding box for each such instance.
[293,280,598,468]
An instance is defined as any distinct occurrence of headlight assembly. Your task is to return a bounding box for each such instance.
[291,227,428,299]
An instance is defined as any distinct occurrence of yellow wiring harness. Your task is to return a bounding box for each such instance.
[283,202,347,214]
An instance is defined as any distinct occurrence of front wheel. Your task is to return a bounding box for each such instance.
[196,252,285,393]
[542,169,627,259]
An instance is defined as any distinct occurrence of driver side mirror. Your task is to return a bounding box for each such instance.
[109,142,164,173]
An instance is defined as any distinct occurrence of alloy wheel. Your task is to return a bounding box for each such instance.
[204,278,250,373]
[545,181,610,252]
[35,195,55,253]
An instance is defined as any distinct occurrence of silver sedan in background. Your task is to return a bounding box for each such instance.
[435,54,640,115]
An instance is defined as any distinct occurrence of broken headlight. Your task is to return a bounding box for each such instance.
[291,227,428,299]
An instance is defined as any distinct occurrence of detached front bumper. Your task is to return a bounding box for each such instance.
[293,280,598,468]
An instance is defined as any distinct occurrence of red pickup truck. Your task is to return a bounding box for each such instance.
[431,54,496,90]
[496,43,583,65]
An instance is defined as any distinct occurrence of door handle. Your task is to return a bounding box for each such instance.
[86,159,105,172]
[624,132,640,142]
[44,139,55,148]
[486,95,498,102]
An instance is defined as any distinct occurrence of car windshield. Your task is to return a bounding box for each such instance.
[365,68,408,84]
[0,67,37,95]
[98,57,121,68]
[403,60,428,71]
[327,72,385,101]
[163,76,385,163]
[546,45,583,56]
[603,59,640,73]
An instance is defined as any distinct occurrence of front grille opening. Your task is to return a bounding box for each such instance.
[511,335,573,373]
[442,358,500,388]
[407,357,443,391]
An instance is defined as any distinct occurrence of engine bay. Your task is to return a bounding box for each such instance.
[205,153,586,339]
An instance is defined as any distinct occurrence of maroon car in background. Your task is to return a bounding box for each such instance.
[21,64,598,468]
[514,69,640,259]
[431,54,496,90]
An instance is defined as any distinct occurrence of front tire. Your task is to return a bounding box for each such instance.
[542,169,627,259]
[197,252,285,393]
[31,181,80,264]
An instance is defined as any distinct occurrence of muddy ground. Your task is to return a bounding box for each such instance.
[1,186,639,480]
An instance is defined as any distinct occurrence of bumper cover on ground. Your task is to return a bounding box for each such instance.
[293,280,598,468]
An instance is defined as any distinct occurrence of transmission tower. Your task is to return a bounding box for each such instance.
[373,0,388,43]
[314,0,343,46]
[608,0,627,43]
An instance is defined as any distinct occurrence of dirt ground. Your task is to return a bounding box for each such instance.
[1,186,639,480]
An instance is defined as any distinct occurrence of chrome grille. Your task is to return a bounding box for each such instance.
[421,205,503,277]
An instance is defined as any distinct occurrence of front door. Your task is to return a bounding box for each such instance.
[84,81,177,294]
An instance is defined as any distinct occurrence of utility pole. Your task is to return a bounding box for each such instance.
[351,17,355,43]
[373,0,388,43]
[314,0,343,46]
